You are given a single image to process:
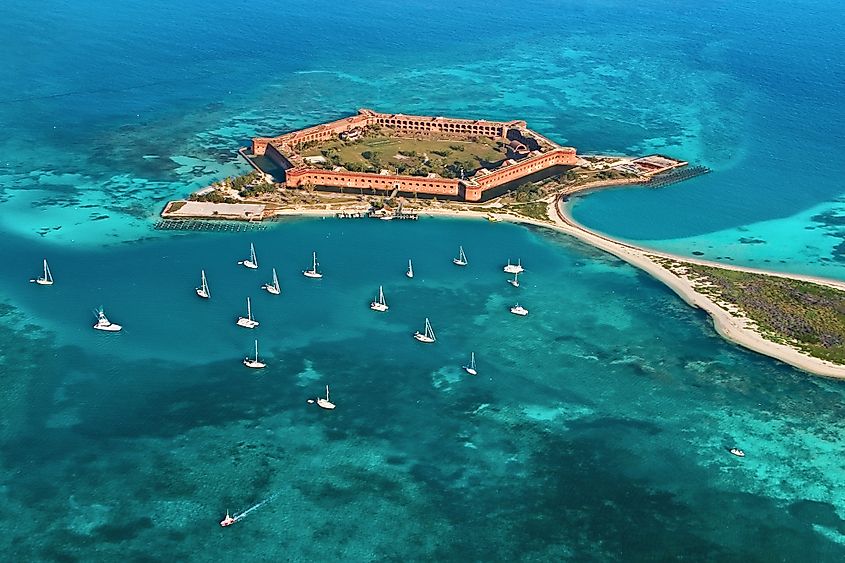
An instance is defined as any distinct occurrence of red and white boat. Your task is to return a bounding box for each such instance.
[220,510,236,527]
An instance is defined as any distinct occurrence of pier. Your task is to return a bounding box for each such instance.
[154,219,270,232]
[648,165,710,188]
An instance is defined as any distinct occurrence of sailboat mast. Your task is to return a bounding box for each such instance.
[325,385,330,401]
[254,340,259,361]
[247,297,252,320]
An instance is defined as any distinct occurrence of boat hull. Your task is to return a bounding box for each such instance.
[93,323,122,332]
[34,279,54,285]
[414,332,435,343]
[510,307,529,316]
[303,271,322,279]
[239,260,258,269]
[316,399,336,410]
[464,367,478,376]
[196,289,209,299]
[263,285,281,295]
[236,318,259,328]
[370,303,388,312]
[453,259,467,266]
[243,359,266,369]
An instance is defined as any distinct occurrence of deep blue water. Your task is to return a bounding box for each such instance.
[2,0,845,560]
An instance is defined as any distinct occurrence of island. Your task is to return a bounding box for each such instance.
[160,109,845,379]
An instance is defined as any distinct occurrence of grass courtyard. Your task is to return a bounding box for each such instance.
[300,134,508,178]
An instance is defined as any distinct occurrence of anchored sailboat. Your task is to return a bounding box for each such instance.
[510,302,529,316]
[196,269,210,299]
[504,259,524,274]
[370,285,389,312]
[262,268,280,295]
[508,271,520,288]
[413,317,436,343]
[463,352,477,376]
[93,307,122,332]
[406,259,414,279]
[30,259,54,285]
[238,243,258,269]
[316,385,336,410]
[303,251,322,279]
[236,297,260,328]
[243,339,266,369]
[453,245,468,266]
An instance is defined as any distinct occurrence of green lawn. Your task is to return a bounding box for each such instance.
[301,135,506,177]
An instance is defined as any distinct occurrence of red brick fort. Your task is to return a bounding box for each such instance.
[248,109,579,202]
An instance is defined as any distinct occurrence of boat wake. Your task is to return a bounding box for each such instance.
[225,492,280,526]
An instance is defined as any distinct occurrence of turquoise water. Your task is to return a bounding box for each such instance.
[2,0,845,560]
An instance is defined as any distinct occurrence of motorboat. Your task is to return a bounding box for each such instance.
[236,297,259,328]
[303,251,323,279]
[316,385,336,410]
[370,285,388,312]
[31,259,54,285]
[453,245,468,266]
[504,259,524,274]
[196,269,210,299]
[238,243,258,269]
[220,510,236,527]
[729,448,745,458]
[93,308,122,332]
[243,339,266,369]
[262,268,280,295]
[413,317,436,343]
[510,303,529,316]
[463,352,477,376]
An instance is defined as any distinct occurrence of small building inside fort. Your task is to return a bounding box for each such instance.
[244,109,581,202]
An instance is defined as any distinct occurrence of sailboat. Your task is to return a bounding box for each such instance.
[508,271,520,288]
[452,245,468,266]
[504,259,524,274]
[236,297,260,328]
[243,339,266,369]
[463,352,477,376]
[238,243,258,269]
[93,307,122,332]
[406,259,414,279]
[262,268,280,295]
[316,385,336,410]
[303,251,322,279]
[510,302,529,316]
[370,285,389,312]
[196,269,210,299]
[413,317,436,343]
[30,259,54,285]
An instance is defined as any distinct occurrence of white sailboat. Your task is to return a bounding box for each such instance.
[504,259,524,274]
[262,268,280,295]
[370,285,389,312]
[406,259,414,279]
[413,317,436,343]
[303,251,322,279]
[238,243,258,269]
[31,259,54,285]
[316,385,336,410]
[463,352,477,376]
[508,271,520,288]
[236,297,260,328]
[196,269,210,299]
[243,339,266,369]
[452,245,468,266]
[93,307,122,332]
[510,302,529,316]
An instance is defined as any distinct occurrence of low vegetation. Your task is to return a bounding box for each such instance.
[659,260,845,364]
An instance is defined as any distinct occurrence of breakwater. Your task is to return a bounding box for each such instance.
[648,165,710,188]
[153,219,271,232]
